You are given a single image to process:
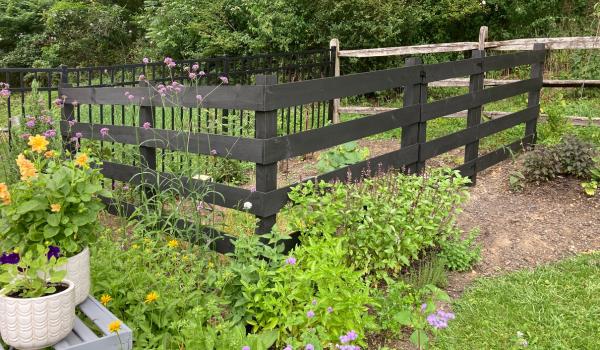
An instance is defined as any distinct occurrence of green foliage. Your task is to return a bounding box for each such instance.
[0,244,68,298]
[555,134,598,178]
[0,148,108,257]
[180,323,278,350]
[315,141,369,174]
[438,228,482,272]
[581,180,597,196]
[508,171,525,192]
[282,167,471,280]
[241,234,377,348]
[521,144,561,182]
[402,254,448,290]
[0,0,55,53]
[372,278,428,336]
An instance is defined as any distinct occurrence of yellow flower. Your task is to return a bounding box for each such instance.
[208,263,214,267]
[156,273,160,277]
[173,256,177,261]
[74,234,77,239]
[183,256,187,260]
[107,320,121,333]
[132,244,137,249]
[145,292,159,303]
[170,277,174,281]
[0,183,9,198]
[127,258,130,262]
[51,204,61,212]
[144,238,149,242]
[17,154,37,181]
[101,294,112,306]
[44,151,53,158]
[168,240,178,248]
[218,324,223,330]
[146,249,150,253]
[74,153,88,167]
[137,255,140,259]
[28,135,49,153]
[226,271,230,277]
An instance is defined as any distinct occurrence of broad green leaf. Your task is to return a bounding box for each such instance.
[16,200,41,214]
[393,311,412,325]
[84,184,102,194]
[49,270,67,283]
[47,213,61,227]
[43,225,60,238]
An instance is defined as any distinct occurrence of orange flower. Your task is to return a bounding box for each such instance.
[19,163,37,181]
[28,135,49,153]
[51,204,61,212]
[16,154,28,167]
[2,197,10,205]
[74,153,88,167]
[0,183,9,198]
[44,151,53,158]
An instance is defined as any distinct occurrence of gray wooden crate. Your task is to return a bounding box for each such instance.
[1,295,133,350]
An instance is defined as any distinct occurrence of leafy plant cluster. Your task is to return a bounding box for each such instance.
[522,135,598,182]
[315,141,369,174]
[438,228,482,272]
[283,166,471,280]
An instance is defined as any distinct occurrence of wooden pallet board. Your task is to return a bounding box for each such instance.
[1,296,132,350]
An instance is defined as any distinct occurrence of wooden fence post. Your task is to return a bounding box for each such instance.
[138,80,157,203]
[464,50,486,185]
[329,39,340,124]
[222,54,230,134]
[255,75,278,236]
[526,43,545,146]
[401,57,427,175]
[59,64,77,157]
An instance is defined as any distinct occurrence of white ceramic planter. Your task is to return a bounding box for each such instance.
[38,246,90,305]
[0,279,76,350]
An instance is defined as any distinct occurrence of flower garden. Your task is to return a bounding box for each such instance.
[0,55,599,350]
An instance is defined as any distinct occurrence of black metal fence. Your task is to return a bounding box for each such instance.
[55,45,546,254]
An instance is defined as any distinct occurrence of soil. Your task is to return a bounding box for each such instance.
[7,283,70,299]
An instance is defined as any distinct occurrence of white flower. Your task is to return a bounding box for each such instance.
[243,202,252,209]
[517,331,524,337]
[481,0,486,4]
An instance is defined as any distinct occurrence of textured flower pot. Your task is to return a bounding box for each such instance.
[0,279,76,350]
[38,247,90,305]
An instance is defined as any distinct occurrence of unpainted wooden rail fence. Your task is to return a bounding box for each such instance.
[57,46,546,254]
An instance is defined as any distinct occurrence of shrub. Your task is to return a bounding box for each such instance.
[316,141,369,174]
[438,228,482,271]
[521,144,561,182]
[402,254,448,290]
[372,278,422,336]
[282,167,471,280]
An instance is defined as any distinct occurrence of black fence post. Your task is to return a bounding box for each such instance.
[138,80,157,203]
[254,75,278,237]
[401,57,426,175]
[60,64,77,156]
[328,42,338,124]
[526,43,545,146]
[222,54,230,134]
[464,50,486,186]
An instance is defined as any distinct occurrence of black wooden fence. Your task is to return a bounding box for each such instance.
[57,45,545,254]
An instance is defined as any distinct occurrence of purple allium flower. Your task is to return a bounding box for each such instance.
[76,132,83,138]
[211,149,217,155]
[143,58,149,64]
[242,347,250,350]
[46,245,60,260]
[305,345,314,350]
[243,202,252,209]
[72,100,78,106]
[220,77,228,84]
[197,204,203,211]
[143,122,151,130]
[0,252,20,265]
[421,303,427,311]
[196,95,202,100]
[192,64,199,70]
[286,257,296,266]
[138,75,145,80]
[307,311,315,318]
[21,133,31,139]
[68,120,76,126]
[128,95,134,100]
[26,121,35,127]
[100,128,109,136]
[250,187,256,193]
[328,307,333,313]
[312,300,316,305]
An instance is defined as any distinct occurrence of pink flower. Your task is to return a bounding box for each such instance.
[168,62,176,68]
[37,99,44,103]
[100,128,109,136]
[250,187,256,193]
[72,100,78,106]
[125,92,129,96]
[128,30,132,33]
[189,73,196,79]
[128,95,134,99]
[76,132,83,138]
[220,77,228,84]
[164,57,173,65]
[143,58,149,63]
[143,122,151,130]
[138,75,145,80]
[70,137,77,142]
[68,120,76,126]
[197,204,203,211]
[198,71,205,76]
[41,110,47,114]
[184,66,190,71]
[192,64,199,70]
[211,149,217,155]
[20,133,31,139]
[26,121,35,127]
[196,95,202,100]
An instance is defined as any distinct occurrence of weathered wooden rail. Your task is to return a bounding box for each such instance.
[58,46,546,253]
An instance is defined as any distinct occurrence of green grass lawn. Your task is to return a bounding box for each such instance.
[430,252,600,350]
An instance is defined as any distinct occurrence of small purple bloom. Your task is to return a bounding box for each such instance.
[197,204,203,211]
[242,347,250,350]
[286,257,296,266]
[21,133,31,139]
[68,120,76,126]
[46,246,60,260]
[72,100,78,106]
[0,252,20,265]
[283,346,293,350]
[312,299,316,305]
[196,95,202,100]
[164,57,173,65]
[250,187,256,193]
[76,132,83,138]
[220,77,228,84]
[206,239,211,243]
[120,246,127,250]
[168,62,176,68]
[327,307,333,313]
[305,345,314,350]
[192,64,199,70]
[421,303,427,311]
[128,95,134,100]
[307,311,315,318]
[189,73,196,79]
[143,122,151,130]
[143,58,149,63]
[198,71,205,76]
[211,149,217,155]
[70,137,78,142]
[26,121,35,127]
[138,75,145,80]
[122,186,130,190]
[100,128,109,136]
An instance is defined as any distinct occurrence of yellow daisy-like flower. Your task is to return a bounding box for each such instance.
[28,135,49,153]
[146,249,150,253]
[0,183,9,198]
[168,240,178,248]
[101,294,112,306]
[107,320,121,333]
[132,244,137,249]
[127,258,130,262]
[74,153,88,167]
[170,277,174,281]
[144,238,149,242]
[137,255,140,259]
[226,271,230,277]
[145,292,159,303]
[208,263,214,267]
[51,204,61,212]
[183,256,187,260]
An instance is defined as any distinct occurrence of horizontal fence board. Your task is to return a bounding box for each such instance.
[420,106,539,160]
[339,42,480,57]
[421,77,543,122]
[429,78,600,87]
[99,162,263,215]
[488,37,600,51]
[263,105,420,163]
[483,50,546,71]
[59,85,266,110]
[454,134,534,177]
[261,144,419,217]
[423,58,483,83]
[62,122,265,163]
[100,196,301,255]
[264,65,422,110]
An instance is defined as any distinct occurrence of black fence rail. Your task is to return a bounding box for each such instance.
[57,45,546,254]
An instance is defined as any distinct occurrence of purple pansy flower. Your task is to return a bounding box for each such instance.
[46,246,60,260]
